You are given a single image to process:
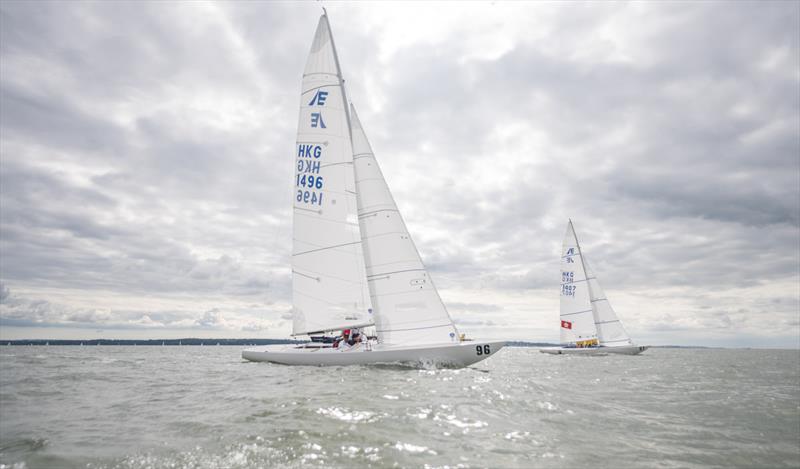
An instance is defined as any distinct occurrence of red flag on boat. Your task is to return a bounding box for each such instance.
[561,320,572,329]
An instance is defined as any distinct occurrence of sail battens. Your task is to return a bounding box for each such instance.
[560,276,596,286]
[293,240,363,257]
[294,207,320,214]
[302,84,336,94]
[595,320,620,325]
[360,230,411,241]
[591,298,608,303]
[561,309,593,317]
[358,208,399,218]
[367,268,426,278]
[362,258,417,271]
[320,161,353,168]
[294,268,370,286]
[292,270,319,281]
[356,176,388,184]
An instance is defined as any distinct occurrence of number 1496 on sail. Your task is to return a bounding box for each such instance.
[296,174,324,206]
[296,189,323,206]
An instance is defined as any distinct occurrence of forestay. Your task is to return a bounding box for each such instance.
[560,220,597,345]
[350,105,460,346]
[292,15,373,335]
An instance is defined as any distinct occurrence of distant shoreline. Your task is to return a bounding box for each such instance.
[0,338,716,348]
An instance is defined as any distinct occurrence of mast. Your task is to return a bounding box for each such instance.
[322,9,353,138]
[322,9,367,323]
[570,219,603,345]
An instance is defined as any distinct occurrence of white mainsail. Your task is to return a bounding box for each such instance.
[560,220,598,345]
[350,104,460,346]
[560,220,632,347]
[291,14,372,335]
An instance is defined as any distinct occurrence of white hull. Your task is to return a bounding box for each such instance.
[540,345,649,356]
[242,341,506,368]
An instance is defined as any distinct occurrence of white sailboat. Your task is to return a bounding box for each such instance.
[242,12,504,367]
[541,220,648,356]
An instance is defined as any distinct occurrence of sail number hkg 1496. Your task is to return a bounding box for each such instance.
[296,144,324,206]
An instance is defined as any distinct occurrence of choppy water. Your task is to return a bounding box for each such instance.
[0,346,798,468]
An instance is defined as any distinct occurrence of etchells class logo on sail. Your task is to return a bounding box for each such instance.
[296,89,330,207]
[309,90,328,106]
[564,247,575,263]
[561,320,572,329]
[309,90,327,128]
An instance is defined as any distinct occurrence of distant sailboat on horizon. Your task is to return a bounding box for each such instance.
[541,220,648,356]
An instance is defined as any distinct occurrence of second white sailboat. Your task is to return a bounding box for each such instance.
[540,220,648,356]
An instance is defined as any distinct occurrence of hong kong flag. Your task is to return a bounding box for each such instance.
[561,320,572,329]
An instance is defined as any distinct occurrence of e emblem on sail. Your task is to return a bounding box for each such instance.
[243,11,505,367]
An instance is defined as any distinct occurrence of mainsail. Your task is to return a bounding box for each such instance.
[559,220,632,347]
[350,104,460,345]
[291,14,372,335]
[560,221,597,345]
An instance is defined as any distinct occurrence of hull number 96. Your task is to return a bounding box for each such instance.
[475,345,491,356]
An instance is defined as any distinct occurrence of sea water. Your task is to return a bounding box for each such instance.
[0,346,797,468]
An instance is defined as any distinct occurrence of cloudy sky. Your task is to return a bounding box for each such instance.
[1,1,798,347]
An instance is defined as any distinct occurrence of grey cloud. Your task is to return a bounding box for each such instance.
[369,3,799,298]
[0,2,797,344]
[447,302,505,314]
[0,285,284,332]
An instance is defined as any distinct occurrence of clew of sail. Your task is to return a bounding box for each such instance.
[292,14,373,336]
[560,220,598,346]
[350,104,460,346]
[584,256,632,346]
